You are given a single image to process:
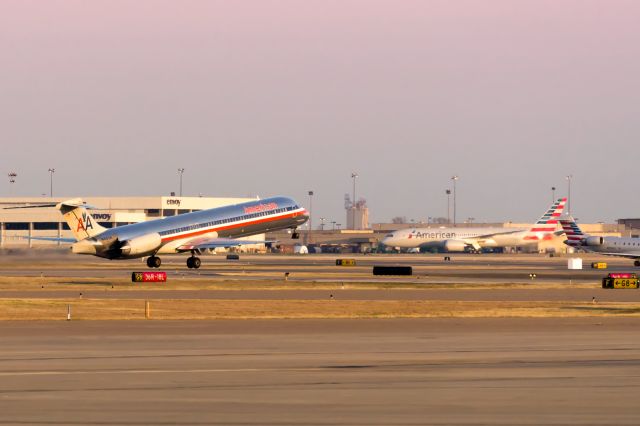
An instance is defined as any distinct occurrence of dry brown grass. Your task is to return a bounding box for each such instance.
[1,298,639,321]
[0,275,596,291]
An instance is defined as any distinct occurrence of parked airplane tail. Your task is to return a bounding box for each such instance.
[57,199,107,241]
[523,197,567,241]
[559,216,587,246]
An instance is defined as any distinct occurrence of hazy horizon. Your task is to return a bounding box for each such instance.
[2,1,639,224]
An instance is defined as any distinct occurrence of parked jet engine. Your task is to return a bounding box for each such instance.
[584,236,604,246]
[443,240,467,252]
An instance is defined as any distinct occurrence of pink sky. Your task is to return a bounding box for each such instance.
[1,1,639,223]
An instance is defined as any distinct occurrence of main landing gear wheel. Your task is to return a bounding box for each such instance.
[187,257,201,269]
[147,256,161,268]
[635,260,640,267]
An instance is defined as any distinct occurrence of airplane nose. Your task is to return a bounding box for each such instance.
[297,208,310,224]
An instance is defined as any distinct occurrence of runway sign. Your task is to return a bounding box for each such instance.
[336,259,356,266]
[608,273,637,279]
[132,272,167,283]
[373,266,412,276]
[591,262,607,269]
[602,273,638,289]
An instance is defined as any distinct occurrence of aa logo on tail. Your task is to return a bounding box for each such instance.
[77,212,94,232]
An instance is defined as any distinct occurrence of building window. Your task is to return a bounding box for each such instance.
[33,222,59,230]
[61,222,70,230]
[98,222,114,228]
[177,209,190,215]
[163,210,176,217]
[5,222,30,230]
[146,209,161,217]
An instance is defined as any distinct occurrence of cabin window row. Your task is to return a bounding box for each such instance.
[159,205,298,236]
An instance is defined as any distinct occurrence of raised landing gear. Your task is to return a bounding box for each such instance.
[634,260,640,267]
[146,256,161,268]
[291,228,300,239]
[187,256,201,269]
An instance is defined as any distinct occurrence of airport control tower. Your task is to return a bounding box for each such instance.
[345,194,369,230]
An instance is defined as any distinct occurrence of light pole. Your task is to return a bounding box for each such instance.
[551,186,556,203]
[307,190,314,245]
[451,175,459,226]
[48,168,55,198]
[331,221,336,231]
[566,175,572,215]
[351,172,358,229]
[8,172,17,196]
[319,217,326,231]
[307,191,314,231]
[177,168,185,197]
[445,189,451,224]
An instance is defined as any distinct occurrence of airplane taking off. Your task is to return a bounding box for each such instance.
[560,216,640,267]
[381,198,567,252]
[10,197,308,269]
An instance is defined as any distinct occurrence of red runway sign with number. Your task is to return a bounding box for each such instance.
[131,272,167,283]
[608,273,637,279]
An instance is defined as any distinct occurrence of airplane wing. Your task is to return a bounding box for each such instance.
[176,237,273,252]
[11,235,77,243]
[471,229,523,239]
[587,252,640,260]
[462,230,523,250]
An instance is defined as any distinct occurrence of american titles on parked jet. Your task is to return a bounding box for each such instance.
[8,197,308,269]
[560,216,640,267]
[381,198,567,252]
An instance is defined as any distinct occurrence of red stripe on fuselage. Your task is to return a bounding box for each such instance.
[160,210,305,243]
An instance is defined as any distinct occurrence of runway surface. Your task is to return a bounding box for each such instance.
[1,318,640,425]
[0,253,638,282]
[2,252,640,423]
[2,253,640,304]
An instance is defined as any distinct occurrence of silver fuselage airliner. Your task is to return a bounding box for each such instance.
[20,196,308,269]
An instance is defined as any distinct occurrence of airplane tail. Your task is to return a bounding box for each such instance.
[559,215,587,246]
[523,197,567,241]
[57,199,107,241]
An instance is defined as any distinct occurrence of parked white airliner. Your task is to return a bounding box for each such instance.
[381,198,567,252]
[560,216,640,267]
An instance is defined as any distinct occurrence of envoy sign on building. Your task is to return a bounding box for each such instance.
[0,196,262,248]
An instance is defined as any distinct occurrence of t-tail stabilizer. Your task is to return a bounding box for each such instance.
[57,199,106,241]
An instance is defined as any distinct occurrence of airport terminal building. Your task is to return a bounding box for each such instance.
[0,196,261,248]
